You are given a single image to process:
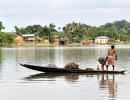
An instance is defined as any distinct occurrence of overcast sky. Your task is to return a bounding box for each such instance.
[0,0,130,31]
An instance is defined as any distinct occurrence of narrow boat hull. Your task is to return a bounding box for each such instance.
[20,63,125,74]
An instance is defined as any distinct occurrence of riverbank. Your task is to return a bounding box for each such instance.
[1,41,130,48]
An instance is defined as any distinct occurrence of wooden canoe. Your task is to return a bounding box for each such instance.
[20,63,125,74]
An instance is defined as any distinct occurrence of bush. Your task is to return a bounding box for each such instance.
[0,32,13,46]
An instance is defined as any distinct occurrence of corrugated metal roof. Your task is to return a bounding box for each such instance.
[22,34,35,37]
[96,36,109,39]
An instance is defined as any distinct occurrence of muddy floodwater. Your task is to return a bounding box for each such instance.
[0,45,130,100]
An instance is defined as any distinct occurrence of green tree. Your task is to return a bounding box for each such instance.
[0,21,5,32]
[14,26,21,35]
[0,32,13,46]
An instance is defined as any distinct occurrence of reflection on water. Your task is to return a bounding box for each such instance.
[25,72,117,99]
[0,46,129,100]
[98,74,117,99]
[24,73,98,84]
[14,47,109,68]
[24,73,82,83]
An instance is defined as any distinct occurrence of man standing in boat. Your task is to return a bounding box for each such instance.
[106,45,117,71]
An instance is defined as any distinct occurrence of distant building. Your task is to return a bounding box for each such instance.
[59,38,69,45]
[81,40,93,45]
[95,36,109,44]
[22,34,36,42]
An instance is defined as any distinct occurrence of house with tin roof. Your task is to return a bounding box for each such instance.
[95,36,109,44]
[22,34,36,42]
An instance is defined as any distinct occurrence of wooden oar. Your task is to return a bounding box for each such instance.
[116,60,129,73]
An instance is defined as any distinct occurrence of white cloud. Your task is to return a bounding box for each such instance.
[0,0,130,31]
[94,8,129,14]
[108,0,130,7]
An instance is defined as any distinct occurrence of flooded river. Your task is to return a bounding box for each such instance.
[0,45,130,100]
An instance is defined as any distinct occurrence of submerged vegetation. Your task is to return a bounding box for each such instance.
[1,19,130,46]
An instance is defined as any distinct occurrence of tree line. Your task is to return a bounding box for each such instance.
[0,19,130,46]
[0,22,13,46]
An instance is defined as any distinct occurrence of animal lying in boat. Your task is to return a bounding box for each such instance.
[20,63,125,74]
